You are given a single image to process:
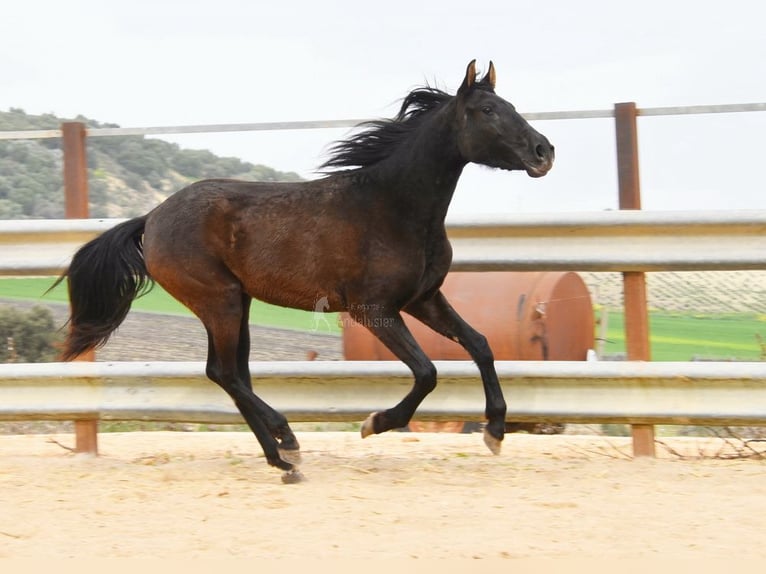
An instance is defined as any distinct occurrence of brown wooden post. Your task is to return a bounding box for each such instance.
[62,122,89,219]
[614,102,655,457]
[61,121,98,454]
[74,419,98,454]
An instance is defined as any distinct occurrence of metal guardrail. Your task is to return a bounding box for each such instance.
[2,360,766,426]
[2,210,765,275]
[2,212,765,437]
[0,218,119,276]
[447,209,766,272]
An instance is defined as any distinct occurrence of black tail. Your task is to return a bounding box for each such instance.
[52,216,153,361]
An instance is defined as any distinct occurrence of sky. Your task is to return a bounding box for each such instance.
[1,0,764,215]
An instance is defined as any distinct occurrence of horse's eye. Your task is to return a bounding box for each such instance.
[481,106,494,116]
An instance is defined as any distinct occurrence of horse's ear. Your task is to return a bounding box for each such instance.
[481,61,496,90]
[458,59,477,95]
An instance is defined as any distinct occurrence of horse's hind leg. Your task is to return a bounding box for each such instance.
[196,288,302,482]
[233,294,301,463]
[144,233,300,482]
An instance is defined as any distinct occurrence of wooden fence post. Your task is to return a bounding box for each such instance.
[61,121,98,454]
[62,122,89,219]
[614,102,655,457]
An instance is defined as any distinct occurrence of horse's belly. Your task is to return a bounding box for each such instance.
[243,278,344,314]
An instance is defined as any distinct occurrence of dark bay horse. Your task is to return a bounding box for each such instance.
[55,60,554,483]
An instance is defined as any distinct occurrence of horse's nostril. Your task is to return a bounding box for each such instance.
[535,144,548,160]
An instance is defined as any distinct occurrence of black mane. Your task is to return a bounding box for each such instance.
[320,87,453,171]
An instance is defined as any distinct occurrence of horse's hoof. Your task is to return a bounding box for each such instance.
[483,427,503,455]
[279,447,302,466]
[281,468,305,484]
[360,412,378,438]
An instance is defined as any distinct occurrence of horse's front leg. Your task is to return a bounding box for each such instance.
[404,291,506,455]
[348,307,437,436]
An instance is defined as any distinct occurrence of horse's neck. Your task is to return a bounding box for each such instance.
[375,118,465,223]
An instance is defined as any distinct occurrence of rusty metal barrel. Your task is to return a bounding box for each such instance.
[342,271,595,362]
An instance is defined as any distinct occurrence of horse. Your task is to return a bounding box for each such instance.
[53,60,554,483]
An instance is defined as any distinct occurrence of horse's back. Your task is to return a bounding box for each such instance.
[140,175,450,314]
[141,178,363,311]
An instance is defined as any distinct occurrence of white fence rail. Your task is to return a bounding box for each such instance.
[1,102,764,141]
[2,209,766,276]
[3,360,766,427]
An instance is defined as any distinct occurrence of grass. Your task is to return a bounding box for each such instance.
[600,309,766,361]
[0,277,342,334]
[2,278,765,361]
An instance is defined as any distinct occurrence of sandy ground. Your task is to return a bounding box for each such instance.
[1,430,765,559]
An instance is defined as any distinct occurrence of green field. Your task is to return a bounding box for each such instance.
[2,278,764,361]
[0,277,342,335]
[600,309,765,361]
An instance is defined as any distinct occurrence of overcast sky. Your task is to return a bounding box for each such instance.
[1,0,764,215]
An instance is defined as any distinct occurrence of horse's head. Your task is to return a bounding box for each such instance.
[454,60,554,178]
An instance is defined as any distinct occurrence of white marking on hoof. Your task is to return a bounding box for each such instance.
[278,448,302,466]
[483,428,503,455]
[360,412,378,438]
[281,468,305,484]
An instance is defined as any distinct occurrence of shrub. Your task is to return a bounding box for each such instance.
[0,305,62,362]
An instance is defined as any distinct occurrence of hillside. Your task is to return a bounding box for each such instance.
[0,108,302,218]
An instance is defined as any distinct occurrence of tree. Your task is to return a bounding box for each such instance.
[0,108,304,219]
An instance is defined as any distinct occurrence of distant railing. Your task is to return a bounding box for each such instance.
[1,102,765,140]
